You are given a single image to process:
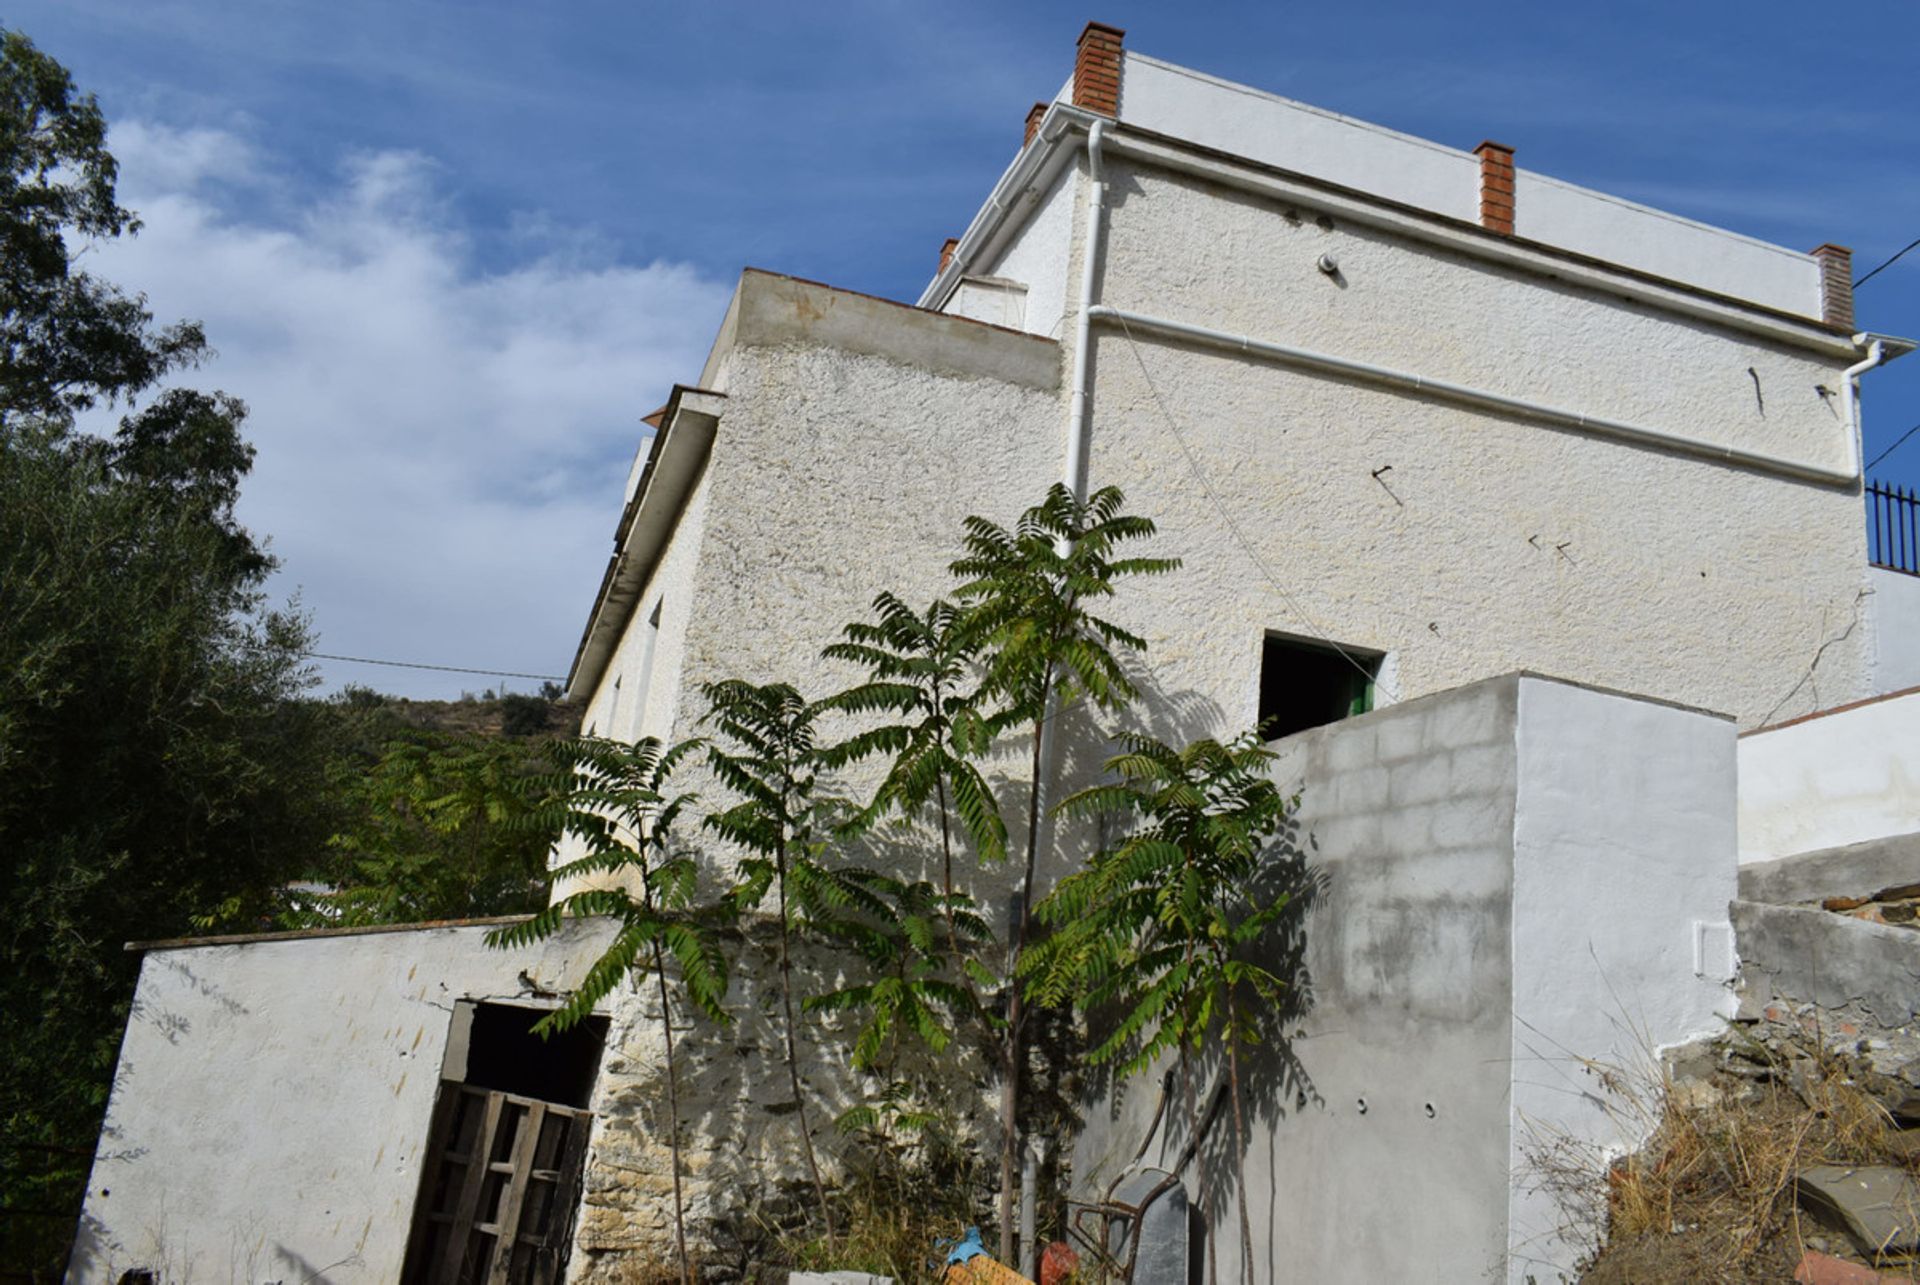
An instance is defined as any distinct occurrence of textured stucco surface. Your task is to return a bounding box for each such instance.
[70,920,618,1285]
[1082,160,1870,731]
[659,336,1065,795]
[1738,689,1920,863]
[976,161,1077,341]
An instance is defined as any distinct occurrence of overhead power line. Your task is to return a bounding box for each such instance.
[1855,236,1920,290]
[303,651,566,682]
[1867,420,1920,473]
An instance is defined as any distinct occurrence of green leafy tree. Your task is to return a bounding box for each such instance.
[808,874,996,1080]
[703,679,889,1247]
[0,30,322,1271]
[949,483,1177,1258]
[819,592,1006,954]
[295,735,557,927]
[1026,732,1294,1283]
[0,32,206,429]
[488,736,726,1285]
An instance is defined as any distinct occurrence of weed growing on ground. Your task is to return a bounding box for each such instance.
[1527,1027,1919,1283]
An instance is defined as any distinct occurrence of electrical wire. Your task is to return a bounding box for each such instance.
[1867,420,1920,473]
[1855,236,1920,290]
[1111,314,1401,701]
[302,651,565,682]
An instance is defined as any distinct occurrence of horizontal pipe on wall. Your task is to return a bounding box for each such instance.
[1089,304,1876,487]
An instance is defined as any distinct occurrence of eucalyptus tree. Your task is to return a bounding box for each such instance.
[949,483,1178,1260]
[1025,732,1294,1284]
[702,678,891,1247]
[486,735,725,1285]
[818,592,1006,954]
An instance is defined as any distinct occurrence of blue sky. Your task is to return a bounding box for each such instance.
[16,0,1920,697]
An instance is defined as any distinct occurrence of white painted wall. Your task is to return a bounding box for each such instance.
[1071,674,1740,1283]
[974,162,1077,341]
[944,276,1029,331]
[1509,680,1737,1280]
[1087,158,1871,730]
[70,920,618,1285]
[1870,566,1920,695]
[1119,54,1481,225]
[1738,688,1920,863]
[1117,51,1823,318]
[1515,171,1821,317]
[587,472,709,752]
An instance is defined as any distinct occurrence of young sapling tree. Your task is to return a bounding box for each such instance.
[949,483,1178,1261]
[1025,731,1294,1284]
[486,735,726,1285]
[818,592,1006,956]
[808,873,998,1150]
[702,679,891,1248]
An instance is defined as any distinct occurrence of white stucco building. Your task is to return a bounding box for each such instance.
[571,26,1909,763]
[76,22,1920,1285]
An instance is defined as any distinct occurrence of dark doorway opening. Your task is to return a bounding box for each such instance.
[1258,634,1381,741]
[460,1003,606,1110]
[400,1003,608,1284]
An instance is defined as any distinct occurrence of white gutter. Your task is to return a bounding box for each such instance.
[1088,305,1910,488]
[1064,118,1109,499]
[925,116,1863,359]
[1842,337,1892,479]
[917,104,1094,312]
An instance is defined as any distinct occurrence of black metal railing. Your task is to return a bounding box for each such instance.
[1868,479,1920,575]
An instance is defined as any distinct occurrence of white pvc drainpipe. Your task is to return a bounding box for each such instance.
[1064,118,1109,500]
[1089,305,1890,489]
[1842,338,1891,480]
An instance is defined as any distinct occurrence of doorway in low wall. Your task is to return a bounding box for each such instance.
[400,1002,609,1285]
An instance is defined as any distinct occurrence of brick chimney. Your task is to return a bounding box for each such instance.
[1474,141,1515,236]
[1073,22,1124,116]
[938,236,960,274]
[1025,101,1049,148]
[1810,244,1855,331]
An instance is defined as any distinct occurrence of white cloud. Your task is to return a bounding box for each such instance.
[89,120,732,699]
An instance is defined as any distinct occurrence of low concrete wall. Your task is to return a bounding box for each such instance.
[70,919,617,1285]
[1069,674,1737,1283]
[1507,679,1737,1277]
[1739,688,1920,864]
[1734,900,1920,1027]
[1871,567,1920,695]
[1740,833,1920,906]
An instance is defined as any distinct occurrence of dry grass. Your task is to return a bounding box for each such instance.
[780,1140,995,1284]
[1540,1030,1920,1283]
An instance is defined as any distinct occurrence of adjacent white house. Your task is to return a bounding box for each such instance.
[75,22,1918,1285]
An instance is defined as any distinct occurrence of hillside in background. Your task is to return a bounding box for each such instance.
[330,684,584,742]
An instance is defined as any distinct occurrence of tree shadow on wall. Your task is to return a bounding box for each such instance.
[1070,806,1328,1279]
